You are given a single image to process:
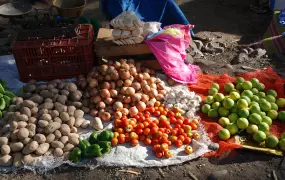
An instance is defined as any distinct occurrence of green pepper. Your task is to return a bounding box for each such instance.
[79,139,91,157]
[97,141,112,154]
[98,130,113,141]
[69,147,82,163]
[85,144,102,157]
[89,131,100,144]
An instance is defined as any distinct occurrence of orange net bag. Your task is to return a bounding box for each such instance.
[188,67,285,156]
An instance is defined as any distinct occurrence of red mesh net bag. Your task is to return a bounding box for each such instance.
[188,67,285,156]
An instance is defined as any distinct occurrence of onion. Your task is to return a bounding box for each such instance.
[114,111,122,119]
[142,85,151,92]
[110,81,116,89]
[90,88,98,96]
[97,102,106,109]
[149,77,156,84]
[126,87,135,96]
[119,59,126,64]
[92,72,99,79]
[117,94,124,101]
[89,79,98,88]
[110,89,118,97]
[149,88,158,98]
[157,82,165,90]
[90,109,98,117]
[110,72,119,80]
[158,90,166,95]
[100,89,111,98]
[92,96,101,104]
[105,106,114,114]
[123,96,132,104]
[97,75,104,82]
[121,108,129,115]
[113,101,123,111]
[101,82,111,89]
[129,63,135,68]
[120,87,128,95]
[136,73,144,81]
[156,94,164,101]
[142,72,150,80]
[121,63,130,70]
[114,61,121,69]
[100,65,108,75]
[116,80,124,87]
[124,79,132,87]
[147,98,156,107]
[132,82,141,91]
[107,60,114,66]
[141,80,148,86]
[107,66,115,74]
[119,69,131,80]
[123,103,130,109]
[137,101,146,112]
[128,59,135,64]
[104,98,114,105]
[130,67,137,76]
[129,106,139,117]
[149,83,157,89]
[105,75,111,81]
[132,93,142,102]
[141,94,149,103]
[100,112,111,122]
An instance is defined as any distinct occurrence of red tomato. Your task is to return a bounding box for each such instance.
[143,121,149,128]
[124,133,130,142]
[118,136,125,144]
[160,143,169,152]
[154,131,163,139]
[139,135,146,141]
[134,115,140,121]
[160,110,167,116]
[144,138,152,145]
[155,152,163,158]
[121,118,129,127]
[130,139,139,147]
[184,137,192,144]
[167,141,172,146]
[152,144,161,152]
[130,132,138,140]
[175,124,182,129]
[149,122,157,128]
[169,117,177,124]
[153,111,161,117]
[143,128,151,136]
[117,128,124,134]
[136,128,143,135]
[160,135,168,143]
[175,140,183,147]
[158,128,165,133]
[125,125,133,132]
[177,115,184,121]
[183,118,191,125]
[178,135,185,142]
[171,129,178,136]
[164,150,173,158]
[170,135,178,143]
[152,139,160,145]
[153,119,159,125]
[192,119,199,125]
[137,123,144,129]
[154,101,161,107]
[167,111,175,118]
[165,128,171,134]
[177,119,184,125]
[149,107,155,113]
[190,122,198,130]
[114,119,122,127]
[140,116,146,122]
[111,138,118,146]
[183,125,192,132]
[172,107,180,113]
[145,113,150,118]
[177,128,185,135]
[150,127,158,135]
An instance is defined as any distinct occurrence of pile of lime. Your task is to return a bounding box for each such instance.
[201,77,285,150]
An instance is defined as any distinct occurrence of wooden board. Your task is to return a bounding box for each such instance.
[95,28,152,57]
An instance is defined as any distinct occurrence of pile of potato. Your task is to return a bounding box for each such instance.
[77,59,167,122]
[0,80,90,167]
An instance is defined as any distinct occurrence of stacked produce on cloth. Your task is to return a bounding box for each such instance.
[0,79,16,118]
[201,77,285,150]
[0,80,91,167]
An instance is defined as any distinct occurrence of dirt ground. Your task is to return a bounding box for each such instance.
[0,0,285,179]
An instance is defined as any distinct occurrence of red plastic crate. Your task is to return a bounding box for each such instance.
[11,24,94,82]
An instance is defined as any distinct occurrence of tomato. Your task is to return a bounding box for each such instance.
[159,115,167,121]
[113,132,119,138]
[117,128,124,134]
[153,119,159,125]
[160,135,168,143]
[154,101,161,107]
[193,132,200,140]
[164,150,173,158]
[192,119,199,125]
[184,137,192,144]
[114,119,122,127]
[177,128,185,135]
[186,132,193,138]
[121,118,129,127]
[152,144,161,152]
[169,117,176,124]
[178,135,185,142]
[138,112,143,117]
[158,107,164,112]
[124,133,130,142]
[130,132,138,140]
[177,119,184,125]
[160,143,169,152]
[167,111,175,118]
[175,112,182,118]
[111,138,118,146]
[183,118,191,125]
[149,107,155,113]
[160,110,167,116]
[130,139,139,147]
[136,128,143,135]
[170,135,177,143]
[149,122,157,128]
[137,123,144,129]
[143,128,151,136]
[153,111,161,117]
[129,120,136,126]
[175,124,182,129]
[139,135,146,141]
[140,116,146,122]
[118,135,126,144]
[175,140,183,147]
[155,152,163,158]
[145,113,150,118]
[167,141,172,146]
[183,125,192,132]
[152,139,160,145]
[150,127,158,135]
[173,107,180,113]
[144,138,152,145]
[134,115,140,121]
[154,131,163,139]
[165,128,171,134]
[143,121,149,128]
[171,129,178,136]
[125,125,133,132]
[190,123,198,130]
[184,145,193,154]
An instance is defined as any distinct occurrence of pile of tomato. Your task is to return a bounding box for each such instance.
[111,102,201,158]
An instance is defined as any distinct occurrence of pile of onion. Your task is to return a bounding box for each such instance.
[77,59,166,122]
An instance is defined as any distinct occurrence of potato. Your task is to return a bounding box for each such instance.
[72,102,83,108]
[60,112,69,122]
[45,122,61,134]
[17,128,29,140]
[34,134,46,143]
[70,127,77,133]
[38,109,49,116]
[53,148,63,157]
[60,90,69,96]
[64,83,77,92]
[50,110,59,118]
[1,145,10,155]
[68,136,79,146]
[30,107,38,116]
[63,143,74,152]
[22,154,36,165]
[40,90,53,99]
[54,130,62,139]
[38,120,49,128]
[50,88,59,95]
[19,114,29,122]
[15,104,22,111]
[53,117,62,124]
[59,125,70,136]
[9,121,18,132]
[54,102,67,113]
[24,84,36,93]
[74,118,84,128]
[21,92,33,99]
[46,134,55,144]
[29,95,44,104]
[35,143,50,155]
[41,114,52,121]
[80,120,90,129]
[70,90,82,101]
[11,130,19,141]
[74,110,84,119]
[22,100,36,109]
[26,124,36,137]
[22,137,32,145]
[57,82,66,90]
[68,133,79,138]
[28,117,37,124]
[22,141,39,154]
[67,117,75,127]
[47,84,55,91]
[18,121,27,128]
[67,106,76,116]
[60,136,69,145]
[8,105,17,112]
[39,102,54,110]
[0,155,13,166]
[45,98,53,103]
[51,141,64,149]
[44,148,54,156]
[36,127,44,133]
[0,137,8,146]
[20,107,31,117]
[57,95,67,105]
[82,106,90,114]
[10,142,24,152]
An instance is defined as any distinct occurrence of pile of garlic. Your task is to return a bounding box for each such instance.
[164,85,202,118]
[111,11,145,45]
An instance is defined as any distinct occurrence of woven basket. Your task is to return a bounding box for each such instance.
[53,0,85,18]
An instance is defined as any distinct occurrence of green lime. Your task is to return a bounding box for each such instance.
[237,99,248,109]
[279,139,285,151]
[230,105,238,113]
[218,107,230,117]
[201,104,211,114]
[250,78,260,88]
[228,113,239,123]
[237,118,249,129]
[278,111,285,122]
[242,81,252,90]
[208,109,219,118]
[251,95,260,102]
[249,104,261,114]
[238,109,250,118]
[211,83,220,90]
[232,89,240,94]
[235,77,245,84]
[266,90,277,98]
[212,102,221,110]
[218,129,231,140]
[208,88,218,95]
[218,117,231,127]
[229,92,240,101]
[241,90,254,99]
[249,113,262,125]
[226,123,239,135]
[258,122,270,132]
[258,111,267,116]
[250,102,259,107]
[270,103,279,111]
[214,93,225,102]
[265,95,276,103]
[236,83,243,91]
[257,92,266,98]
[260,100,272,112]
[246,124,259,134]
[253,131,266,143]
[267,110,278,120]
[241,96,251,104]
[276,98,285,108]
[261,116,272,126]
[224,83,235,93]
[205,96,215,104]
[223,98,235,109]
[251,88,259,94]
[266,135,279,148]
[256,83,265,91]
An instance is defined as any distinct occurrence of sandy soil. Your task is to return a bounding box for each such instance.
[0,0,285,179]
